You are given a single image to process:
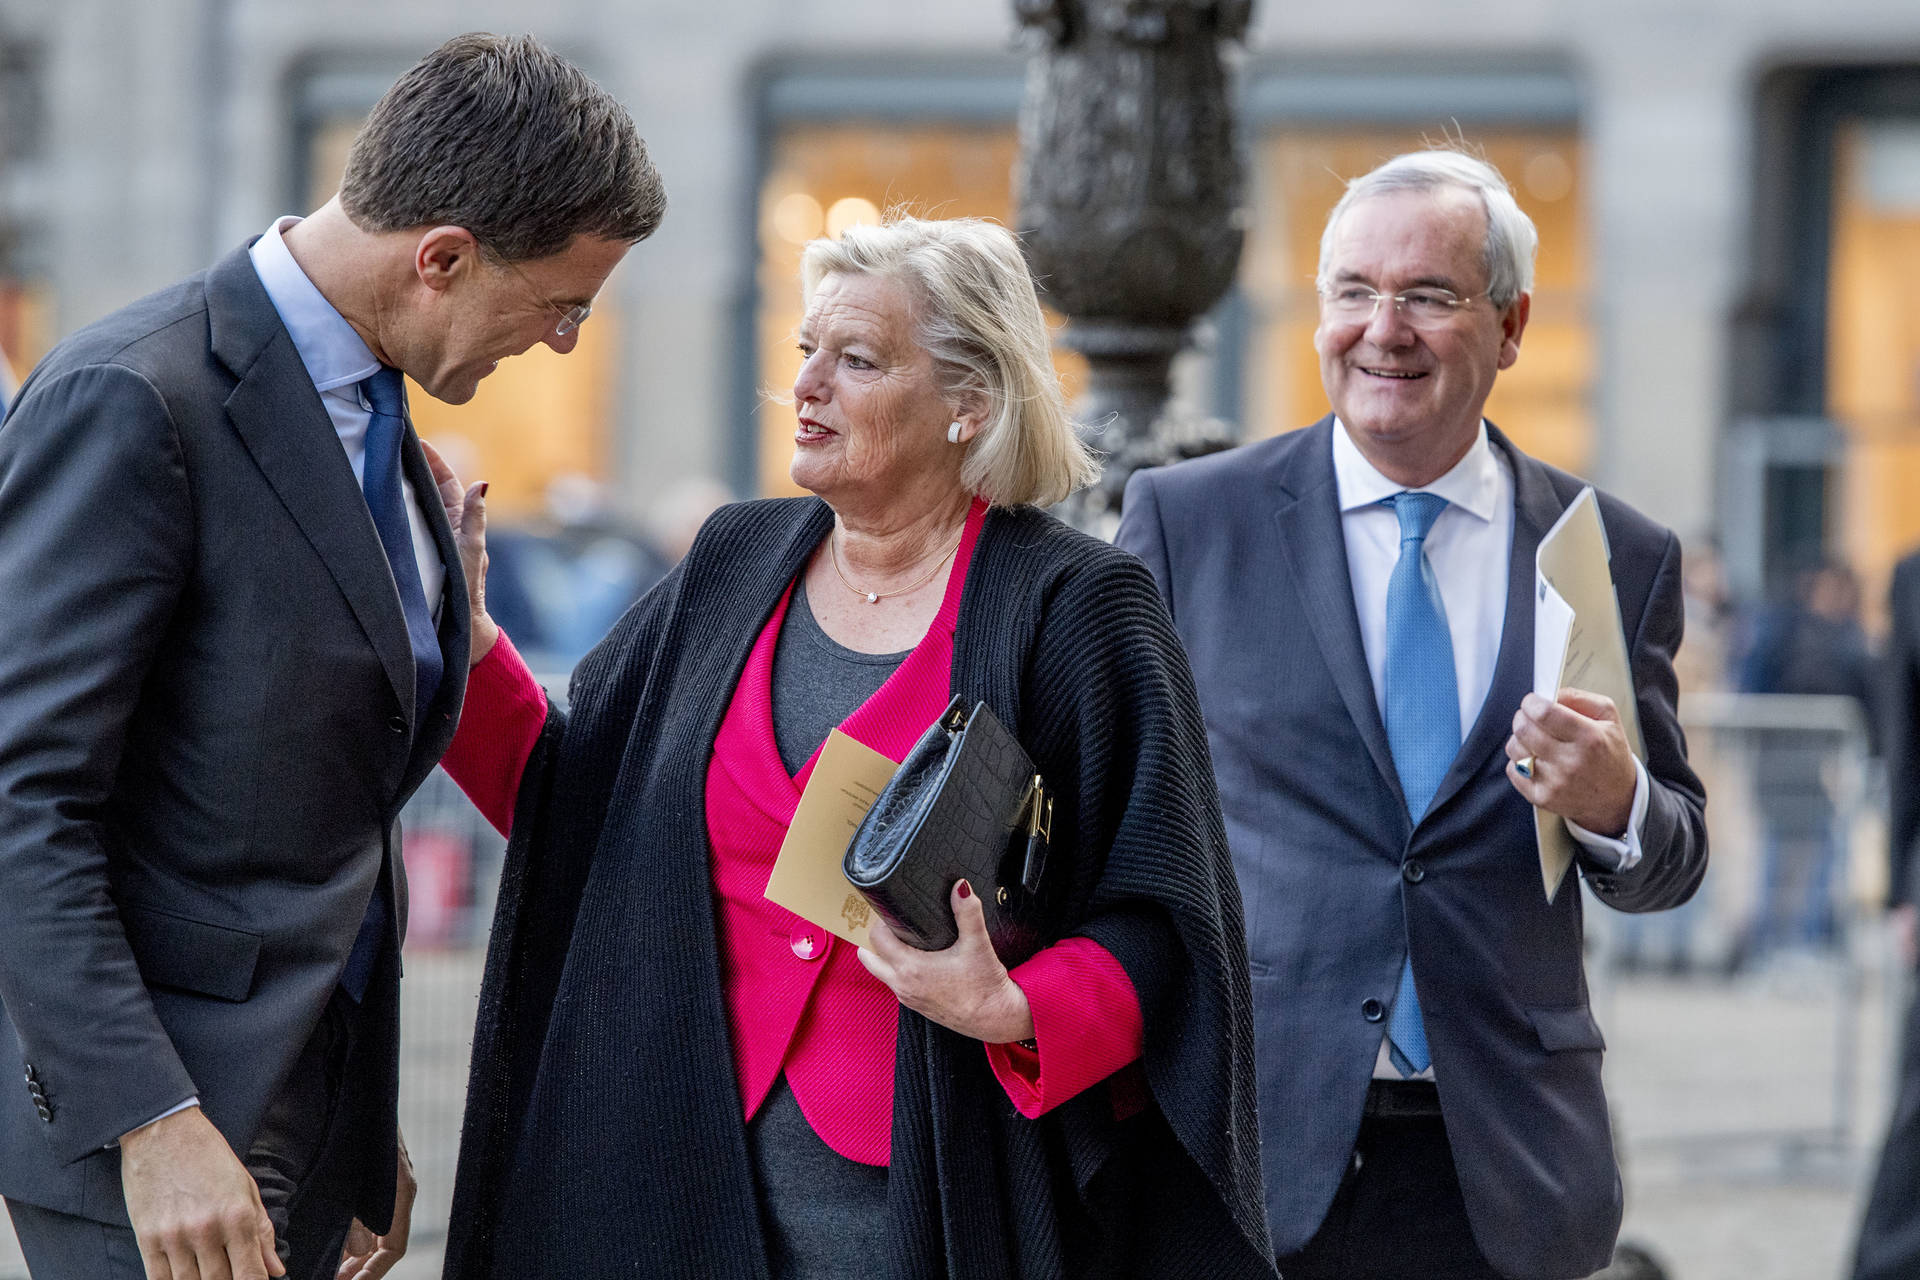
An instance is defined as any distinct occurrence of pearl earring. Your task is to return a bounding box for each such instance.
[947,422,963,444]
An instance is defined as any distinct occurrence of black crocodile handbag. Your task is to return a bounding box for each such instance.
[842,696,1052,963]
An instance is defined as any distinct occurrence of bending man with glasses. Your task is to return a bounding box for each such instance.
[1118,149,1707,1279]
[0,33,663,1280]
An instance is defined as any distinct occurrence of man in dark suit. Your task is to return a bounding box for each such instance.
[1852,549,1920,1279]
[1116,150,1707,1280]
[0,33,663,1280]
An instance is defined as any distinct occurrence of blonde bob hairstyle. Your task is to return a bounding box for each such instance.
[799,215,1098,509]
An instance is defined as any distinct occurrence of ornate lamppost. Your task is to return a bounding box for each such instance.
[1014,0,1253,530]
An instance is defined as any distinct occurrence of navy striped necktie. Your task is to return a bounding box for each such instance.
[339,366,441,1002]
[361,366,443,727]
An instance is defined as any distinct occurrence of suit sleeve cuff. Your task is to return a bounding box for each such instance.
[438,629,548,835]
[984,937,1144,1119]
[1566,755,1650,873]
[112,1096,199,1148]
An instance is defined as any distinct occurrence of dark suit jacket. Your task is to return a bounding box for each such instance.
[0,244,468,1230]
[1885,552,1920,908]
[1116,418,1707,1280]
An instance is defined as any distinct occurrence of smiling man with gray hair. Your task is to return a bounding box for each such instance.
[0,32,661,1280]
[1117,149,1707,1279]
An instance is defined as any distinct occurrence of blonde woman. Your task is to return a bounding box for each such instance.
[435,216,1274,1279]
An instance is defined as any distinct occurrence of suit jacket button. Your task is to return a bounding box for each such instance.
[33,1101,50,1122]
[1361,998,1385,1023]
[388,714,408,734]
[1402,860,1426,884]
[790,930,823,961]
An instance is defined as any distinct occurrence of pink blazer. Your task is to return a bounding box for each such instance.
[441,501,1143,1166]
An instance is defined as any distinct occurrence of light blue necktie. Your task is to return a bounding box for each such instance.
[1382,491,1458,1074]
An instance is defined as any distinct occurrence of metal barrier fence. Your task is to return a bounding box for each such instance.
[388,768,507,1272]
[384,672,567,1273]
[1589,691,1883,1180]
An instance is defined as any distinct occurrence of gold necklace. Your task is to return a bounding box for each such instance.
[830,527,964,604]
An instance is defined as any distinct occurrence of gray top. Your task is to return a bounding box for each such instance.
[747,1074,890,1277]
[770,580,909,775]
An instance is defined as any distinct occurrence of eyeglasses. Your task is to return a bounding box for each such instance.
[496,254,593,337]
[1317,283,1483,330]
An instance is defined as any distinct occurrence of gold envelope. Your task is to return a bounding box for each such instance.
[763,728,902,948]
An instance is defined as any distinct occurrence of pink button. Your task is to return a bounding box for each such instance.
[790,930,823,961]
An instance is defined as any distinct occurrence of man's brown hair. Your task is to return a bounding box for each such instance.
[340,33,665,261]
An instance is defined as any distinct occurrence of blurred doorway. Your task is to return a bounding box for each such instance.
[1734,65,1920,616]
[0,35,49,393]
[1829,116,1920,626]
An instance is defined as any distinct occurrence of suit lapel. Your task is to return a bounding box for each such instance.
[1424,425,1566,821]
[205,247,416,719]
[1271,419,1407,812]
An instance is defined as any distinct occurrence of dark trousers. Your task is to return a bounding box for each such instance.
[1854,978,1920,1279]
[5,991,362,1280]
[1277,1081,1502,1280]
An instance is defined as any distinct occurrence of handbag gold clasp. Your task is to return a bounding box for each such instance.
[1018,775,1051,895]
[1023,776,1051,842]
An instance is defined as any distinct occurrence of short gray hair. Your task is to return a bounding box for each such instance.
[799,216,1097,509]
[340,33,666,263]
[1317,149,1537,310]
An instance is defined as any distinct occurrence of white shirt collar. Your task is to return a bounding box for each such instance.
[1331,418,1501,524]
[247,216,381,395]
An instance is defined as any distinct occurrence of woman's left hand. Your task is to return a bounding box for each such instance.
[418,438,497,665]
[859,881,1035,1044]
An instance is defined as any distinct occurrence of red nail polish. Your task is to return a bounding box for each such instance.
[957,880,971,900]
[478,482,489,497]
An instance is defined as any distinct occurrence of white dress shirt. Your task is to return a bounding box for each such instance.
[249,216,446,614]
[1332,420,1649,1079]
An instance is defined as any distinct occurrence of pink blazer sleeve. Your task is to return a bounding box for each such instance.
[439,631,549,836]
[984,935,1146,1119]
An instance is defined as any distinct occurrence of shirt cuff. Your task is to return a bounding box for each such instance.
[439,628,549,835]
[113,1096,199,1147]
[1565,755,1650,873]
[984,937,1145,1119]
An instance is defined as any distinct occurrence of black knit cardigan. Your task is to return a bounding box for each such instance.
[441,498,1275,1279]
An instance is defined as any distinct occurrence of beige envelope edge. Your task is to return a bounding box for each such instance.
[763,728,902,948]
[1534,487,1645,904]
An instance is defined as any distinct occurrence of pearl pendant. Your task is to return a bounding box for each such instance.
[866,592,879,604]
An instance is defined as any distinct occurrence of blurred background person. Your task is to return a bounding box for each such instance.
[1736,560,1879,970]
[485,474,732,673]
[483,472,669,669]
[1616,536,1743,975]
[1675,538,1743,695]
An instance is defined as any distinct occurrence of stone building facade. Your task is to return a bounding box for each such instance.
[2,0,1919,604]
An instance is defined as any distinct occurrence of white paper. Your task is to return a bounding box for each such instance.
[1533,577,1575,702]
